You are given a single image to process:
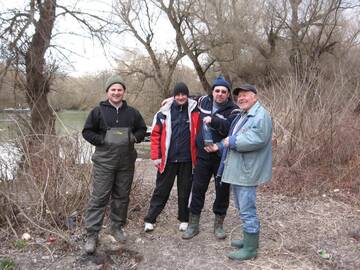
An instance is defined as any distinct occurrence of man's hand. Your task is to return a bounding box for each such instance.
[203,116,212,124]
[223,137,229,147]
[153,159,161,169]
[204,143,219,153]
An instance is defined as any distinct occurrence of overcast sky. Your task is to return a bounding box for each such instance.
[0,0,176,77]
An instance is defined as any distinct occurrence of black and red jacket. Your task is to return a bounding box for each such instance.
[150,99,200,173]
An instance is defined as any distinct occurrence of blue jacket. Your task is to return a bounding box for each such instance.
[221,101,272,186]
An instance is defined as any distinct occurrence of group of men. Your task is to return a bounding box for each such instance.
[82,74,273,261]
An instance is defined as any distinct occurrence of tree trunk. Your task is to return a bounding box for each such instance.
[25,0,56,136]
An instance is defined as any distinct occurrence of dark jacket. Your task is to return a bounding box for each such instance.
[82,100,147,146]
[196,95,238,159]
[150,99,200,173]
[167,102,191,162]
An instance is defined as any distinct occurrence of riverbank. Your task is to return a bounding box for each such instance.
[1,159,359,270]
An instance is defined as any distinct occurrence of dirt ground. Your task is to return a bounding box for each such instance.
[1,159,359,270]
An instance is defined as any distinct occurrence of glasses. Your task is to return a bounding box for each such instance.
[214,89,228,94]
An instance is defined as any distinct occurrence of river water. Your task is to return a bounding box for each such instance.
[0,110,150,180]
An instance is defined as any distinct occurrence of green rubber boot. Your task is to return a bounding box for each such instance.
[227,232,259,260]
[214,215,226,239]
[231,239,244,248]
[182,213,200,239]
[231,237,259,249]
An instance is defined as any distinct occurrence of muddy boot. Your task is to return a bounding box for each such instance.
[110,225,127,243]
[227,232,259,261]
[182,213,200,240]
[84,234,98,254]
[214,215,226,239]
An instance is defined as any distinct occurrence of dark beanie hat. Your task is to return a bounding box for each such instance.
[105,74,126,92]
[173,82,189,97]
[212,76,231,91]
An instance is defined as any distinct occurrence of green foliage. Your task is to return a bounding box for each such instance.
[0,258,16,270]
[14,239,28,250]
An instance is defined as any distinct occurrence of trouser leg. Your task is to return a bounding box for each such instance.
[144,164,177,223]
[176,162,193,222]
[211,155,230,216]
[85,164,114,235]
[213,180,230,216]
[110,169,135,227]
[189,158,213,215]
[232,185,259,234]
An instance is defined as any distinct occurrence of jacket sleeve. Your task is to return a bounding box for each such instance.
[82,108,104,146]
[209,115,232,137]
[150,113,163,161]
[132,110,147,143]
[210,107,239,137]
[230,113,272,153]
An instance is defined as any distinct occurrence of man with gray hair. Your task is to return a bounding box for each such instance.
[205,84,272,260]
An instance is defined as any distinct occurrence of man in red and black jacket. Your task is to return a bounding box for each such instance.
[144,82,200,232]
[182,76,239,240]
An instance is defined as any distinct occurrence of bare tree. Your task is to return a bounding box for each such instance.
[0,0,109,137]
[272,0,360,78]
[156,0,220,93]
[113,0,185,98]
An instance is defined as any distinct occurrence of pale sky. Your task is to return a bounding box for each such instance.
[0,0,178,76]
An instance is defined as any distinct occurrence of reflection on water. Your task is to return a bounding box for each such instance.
[0,110,89,138]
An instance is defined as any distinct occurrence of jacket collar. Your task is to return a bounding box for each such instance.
[159,98,197,113]
[208,95,237,111]
[101,100,128,109]
[246,101,261,117]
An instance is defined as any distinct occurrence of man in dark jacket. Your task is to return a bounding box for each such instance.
[144,82,200,232]
[82,74,147,254]
[182,76,238,240]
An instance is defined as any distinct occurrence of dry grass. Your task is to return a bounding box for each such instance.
[262,70,360,199]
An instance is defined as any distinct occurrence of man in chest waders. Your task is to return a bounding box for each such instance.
[82,74,147,254]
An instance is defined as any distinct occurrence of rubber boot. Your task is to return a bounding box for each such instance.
[231,237,259,249]
[214,215,226,239]
[227,231,259,260]
[231,239,244,249]
[84,233,98,254]
[182,213,200,239]
[110,225,127,243]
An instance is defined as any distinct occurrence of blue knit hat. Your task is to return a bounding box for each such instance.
[212,76,231,92]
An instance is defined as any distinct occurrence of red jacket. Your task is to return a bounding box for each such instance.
[150,99,200,173]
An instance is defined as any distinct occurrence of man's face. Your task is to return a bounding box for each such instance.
[237,91,257,111]
[212,86,230,104]
[174,93,188,105]
[107,83,125,106]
